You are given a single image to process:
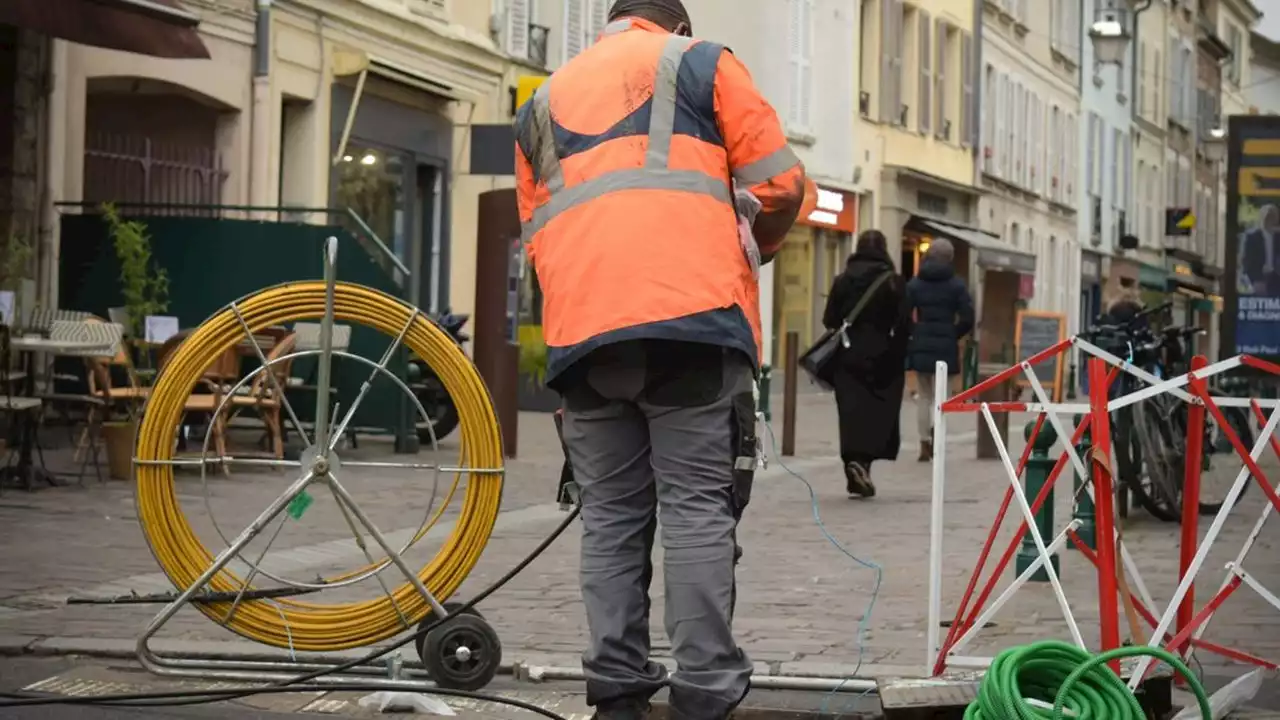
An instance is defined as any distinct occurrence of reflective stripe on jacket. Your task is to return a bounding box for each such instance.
[515,16,804,385]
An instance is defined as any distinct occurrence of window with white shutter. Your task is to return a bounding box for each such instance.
[994,72,1007,178]
[1111,128,1122,210]
[1137,43,1146,117]
[587,0,608,46]
[562,0,584,64]
[1123,134,1133,216]
[788,0,815,132]
[1032,98,1042,195]
[506,0,531,60]
[1166,32,1179,123]
[1065,113,1076,203]
[1086,114,1097,196]
[935,19,948,140]
[919,10,931,135]
[1006,77,1016,179]
[1181,43,1193,128]
[961,32,974,146]
[981,64,993,166]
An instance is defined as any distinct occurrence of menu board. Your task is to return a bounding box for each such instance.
[1014,310,1067,400]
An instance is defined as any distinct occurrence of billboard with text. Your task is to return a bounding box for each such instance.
[1224,115,1280,361]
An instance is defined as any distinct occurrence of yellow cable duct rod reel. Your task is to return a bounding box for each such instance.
[133,236,507,691]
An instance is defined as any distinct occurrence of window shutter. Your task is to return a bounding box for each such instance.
[800,0,814,130]
[1166,32,1178,121]
[994,72,1007,178]
[919,10,931,134]
[587,0,608,46]
[891,0,904,126]
[878,0,894,123]
[934,19,947,139]
[789,0,804,128]
[1141,42,1152,117]
[961,32,974,146]
[563,0,584,65]
[506,0,531,60]
[1182,45,1194,128]
[1086,114,1096,195]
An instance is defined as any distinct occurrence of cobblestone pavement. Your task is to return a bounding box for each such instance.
[0,390,1276,697]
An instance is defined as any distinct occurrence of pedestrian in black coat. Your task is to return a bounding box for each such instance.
[822,229,912,498]
[905,238,975,462]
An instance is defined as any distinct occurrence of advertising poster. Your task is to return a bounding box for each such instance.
[1224,115,1280,360]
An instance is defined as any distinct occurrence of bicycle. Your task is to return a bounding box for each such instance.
[1081,304,1254,523]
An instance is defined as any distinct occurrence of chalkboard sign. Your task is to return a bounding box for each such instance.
[1014,310,1067,400]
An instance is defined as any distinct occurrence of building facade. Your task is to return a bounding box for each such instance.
[977,0,1083,371]
[1076,0,1133,389]
[857,0,984,374]
[1128,0,1173,301]
[1250,31,1280,114]
[690,0,858,360]
[34,0,513,320]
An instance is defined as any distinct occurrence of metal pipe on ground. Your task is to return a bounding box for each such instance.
[515,664,877,693]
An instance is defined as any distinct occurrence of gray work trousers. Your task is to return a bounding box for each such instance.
[559,340,756,719]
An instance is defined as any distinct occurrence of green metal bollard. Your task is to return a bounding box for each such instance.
[1070,413,1097,552]
[758,365,773,421]
[1016,421,1060,582]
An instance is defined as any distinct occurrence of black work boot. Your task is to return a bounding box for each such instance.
[592,696,651,720]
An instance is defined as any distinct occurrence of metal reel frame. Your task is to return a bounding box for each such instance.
[130,236,505,692]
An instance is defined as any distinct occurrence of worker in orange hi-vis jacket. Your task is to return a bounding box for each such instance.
[514,0,805,718]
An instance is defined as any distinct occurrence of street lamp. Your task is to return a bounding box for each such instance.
[1203,127,1228,163]
[1089,18,1131,65]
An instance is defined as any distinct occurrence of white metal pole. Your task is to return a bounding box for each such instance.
[927,361,948,675]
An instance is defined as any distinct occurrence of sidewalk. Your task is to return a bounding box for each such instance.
[0,392,1275,689]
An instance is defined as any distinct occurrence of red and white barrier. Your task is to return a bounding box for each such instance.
[924,336,1280,680]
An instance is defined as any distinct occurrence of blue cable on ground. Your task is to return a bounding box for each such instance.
[761,422,883,716]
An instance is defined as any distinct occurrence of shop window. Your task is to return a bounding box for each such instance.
[334,145,409,260]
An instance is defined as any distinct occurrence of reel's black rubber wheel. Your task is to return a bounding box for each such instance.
[419,611,502,691]
[413,602,485,664]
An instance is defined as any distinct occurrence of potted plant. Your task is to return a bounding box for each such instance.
[517,335,558,412]
[0,232,32,321]
[100,203,169,480]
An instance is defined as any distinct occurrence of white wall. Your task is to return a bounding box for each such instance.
[690,0,856,187]
[1251,61,1280,114]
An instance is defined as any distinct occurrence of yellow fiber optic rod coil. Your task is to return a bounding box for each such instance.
[135,282,505,652]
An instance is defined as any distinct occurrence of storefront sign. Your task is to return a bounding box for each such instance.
[1139,262,1168,290]
[1224,115,1280,360]
[797,180,857,233]
[1018,273,1035,300]
[976,247,1036,275]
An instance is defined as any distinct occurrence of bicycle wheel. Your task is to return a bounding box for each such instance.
[1199,406,1254,516]
[1129,397,1183,522]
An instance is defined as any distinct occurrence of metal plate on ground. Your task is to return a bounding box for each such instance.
[878,677,979,709]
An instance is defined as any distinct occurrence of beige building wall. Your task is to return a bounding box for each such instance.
[855,0,978,260]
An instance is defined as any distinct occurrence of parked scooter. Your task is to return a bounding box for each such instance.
[408,311,469,443]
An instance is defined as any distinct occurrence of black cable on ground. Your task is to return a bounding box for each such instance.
[0,505,581,719]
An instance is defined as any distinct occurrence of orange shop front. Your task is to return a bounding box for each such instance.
[773,182,858,355]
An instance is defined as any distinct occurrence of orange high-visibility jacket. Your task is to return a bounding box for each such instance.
[515,16,805,385]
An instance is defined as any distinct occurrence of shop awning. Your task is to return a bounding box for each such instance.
[1,0,210,59]
[911,217,1037,275]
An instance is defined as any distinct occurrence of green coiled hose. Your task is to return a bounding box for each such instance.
[964,641,1213,719]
